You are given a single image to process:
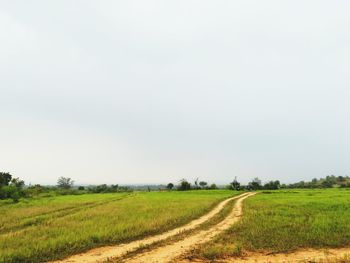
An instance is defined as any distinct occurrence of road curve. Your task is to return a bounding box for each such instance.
[51,192,250,263]
[127,192,256,263]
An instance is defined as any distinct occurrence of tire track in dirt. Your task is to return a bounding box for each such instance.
[127,192,256,263]
[51,193,249,263]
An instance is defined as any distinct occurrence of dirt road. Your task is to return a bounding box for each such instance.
[52,192,251,263]
[127,192,256,263]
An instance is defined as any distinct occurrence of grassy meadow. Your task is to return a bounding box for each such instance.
[0,190,237,263]
[192,189,350,260]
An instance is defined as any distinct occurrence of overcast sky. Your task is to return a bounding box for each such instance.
[1,1,350,185]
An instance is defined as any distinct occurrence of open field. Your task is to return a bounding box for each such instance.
[0,190,237,263]
[124,192,255,263]
[187,189,350,262]
[3,189,350,263]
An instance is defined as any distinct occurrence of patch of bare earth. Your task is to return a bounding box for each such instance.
[222,248,350,263]
[179,248,350,263]
[51,193,249,263]
[126,192,256,263]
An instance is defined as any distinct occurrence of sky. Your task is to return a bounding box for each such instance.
[1,1,350,185]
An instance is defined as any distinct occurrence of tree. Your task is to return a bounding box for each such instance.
[166,183,174,190]
[0,172,12,186]
[0,172,25,202]
[57,177,74,189]
[194,178,199,189]
[248,177,262,190]
[177,179,191,191]
[230,177,240,190]
[199,181,207,189]
[209,183,217,189]
[10,177,25,189]
[321,179,333,188]
[263,180,280,190]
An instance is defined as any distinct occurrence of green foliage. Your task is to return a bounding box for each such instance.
[88,184,132,193]
[0,173,25,202]
[166,183,174,190]
[209,183,217,189]
[230,177,241,190]
[57,177,74,189]
[247,177,262,190]
[0,172,12,186]
[263,180,280,190]
[199,181,208,189]
[287,175,350,189]
[177,179,191,191]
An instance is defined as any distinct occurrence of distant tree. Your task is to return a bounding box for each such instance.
[248,177,262,190]
[57,177,74,189]
[10,177,25,189]
[166,183,174,190]
[110,184,119,191]
[0,172,25,202]
[177,179,191,191]
[230,177,240,190]
[209,183,217,189]
[199,181,207,189]
[78,186,85,191]
[321,179,333,188]
[338,176,345,182]
[0,172,12,186]
[263,180,280,190]
[194,178,199,189]
[26,184,44,195]
[92,184,108,193]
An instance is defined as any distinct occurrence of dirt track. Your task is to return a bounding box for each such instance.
[52,192,250,263]
[127,192,256,263]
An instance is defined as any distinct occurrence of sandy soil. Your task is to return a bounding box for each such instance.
[223,248,350,263]
[51,192,249,263]
[127,192,256,263]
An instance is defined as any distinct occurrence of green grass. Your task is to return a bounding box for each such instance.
[192,189,350,260]
[0,190,237,263]
[117,195,240,262]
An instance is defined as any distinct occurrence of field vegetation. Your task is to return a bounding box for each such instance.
[0,190,237,263]
[190,189,350,260]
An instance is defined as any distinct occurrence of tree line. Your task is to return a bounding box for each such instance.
[225,175,350,191]
[169,175,350,191]
[0,173,132,202]
[1,172,350,202]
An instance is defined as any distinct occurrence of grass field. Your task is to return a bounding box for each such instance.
[0,190,237,263]
[192,189,350,260]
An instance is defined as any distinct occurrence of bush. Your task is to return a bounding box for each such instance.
[0,172,25,202]
[0,185,23,202]
[88,184,120,193]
